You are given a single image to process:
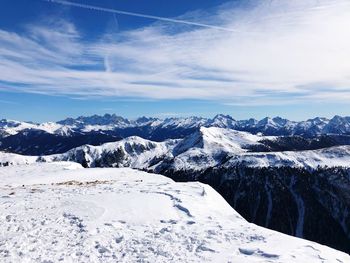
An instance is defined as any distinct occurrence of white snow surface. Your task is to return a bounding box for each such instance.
[163,127,350,171]
[0,120,38,136]
[0,120,70,136]
[0,162,349,263]
[81,125,116,132]
[226,145,350,169]
[170,127,271,170]
[45,136,179,169]
[0,152,37,166]
[198,127,265,152]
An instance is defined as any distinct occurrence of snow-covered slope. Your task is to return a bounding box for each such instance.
[174,127,266,155]
[169,127,270,171]
[42,127,270,170]
[0,119,70,137]
[0,119,38,136]
[0,152,38,166]
[225,145,350,169]
[169,129,350,170]
[0,163,348,262]
[45,136,179,169]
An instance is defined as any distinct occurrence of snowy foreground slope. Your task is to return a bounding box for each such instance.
[0,163,348,263]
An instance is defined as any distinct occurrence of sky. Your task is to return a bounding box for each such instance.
[0,0,350,122]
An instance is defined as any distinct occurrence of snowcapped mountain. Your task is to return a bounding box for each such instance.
[206,114,236,128]
[0,119,73,138]
[5,124,350,168]
[0,162,348,262]
[164,127,271,171]
[43,127,350,172]
[3,114,350,139]
[2,114,350,156]
[223,145,350,169]
[45,136,179,169]
[43,127,273,170]
[57,114,131,128]
[0,119,38,137]
[4,126,350,171]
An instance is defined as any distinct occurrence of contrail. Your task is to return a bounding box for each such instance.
[43,0,239,32]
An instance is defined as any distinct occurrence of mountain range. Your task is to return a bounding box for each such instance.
[2,114,350,155]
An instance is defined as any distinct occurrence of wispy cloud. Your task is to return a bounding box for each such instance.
[0,0,349,105]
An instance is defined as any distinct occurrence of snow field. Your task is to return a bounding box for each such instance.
[0,162,349,262]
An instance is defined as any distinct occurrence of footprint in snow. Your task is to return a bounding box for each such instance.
[160,219,177,224]
[196,244,216,253]
[115,235,124,243]
[5,215,12,222]
[238,248,279,259]
[174,204,192,217]
[95,243,110,254]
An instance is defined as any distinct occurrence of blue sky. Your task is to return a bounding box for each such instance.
[0,0,350,122]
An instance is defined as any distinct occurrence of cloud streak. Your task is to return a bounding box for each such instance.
[1,0,350,105]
